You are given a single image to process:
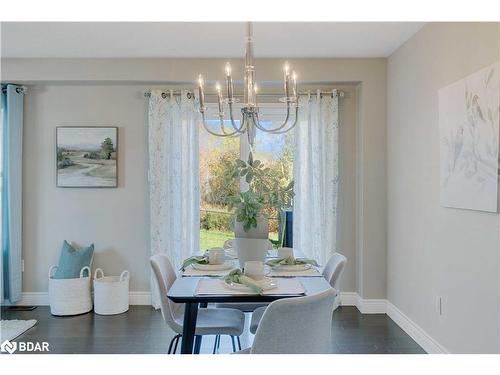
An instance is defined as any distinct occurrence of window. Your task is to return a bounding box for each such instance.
[199,103,294,250]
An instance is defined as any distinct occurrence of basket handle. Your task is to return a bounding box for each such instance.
[48,265,58,279]
[94,268,104,280]
[80,266,91,278]
[120,270,130,282]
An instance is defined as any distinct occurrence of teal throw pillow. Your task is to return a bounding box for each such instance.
[53,241,94,279]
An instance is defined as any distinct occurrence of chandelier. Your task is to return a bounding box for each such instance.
[197,22,298,148]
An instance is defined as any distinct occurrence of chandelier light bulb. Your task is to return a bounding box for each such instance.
[225,62,232,77]
[216,81,224,115]
[292,71,297,98]
[284,62,290,76]
[198,74,205,111]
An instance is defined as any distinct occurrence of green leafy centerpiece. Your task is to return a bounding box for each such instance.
[224,152,294,234]
[218,152,294,267]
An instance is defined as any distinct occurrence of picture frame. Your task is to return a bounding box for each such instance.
[56,126,118,188]
[439,62,500,212]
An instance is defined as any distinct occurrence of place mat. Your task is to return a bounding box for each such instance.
[268,267,323,277]
[183,265,322,278]
[183,265,237,277]
[195,277,306,296]
[267,250,306,258]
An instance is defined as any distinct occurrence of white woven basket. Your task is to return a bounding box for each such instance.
[48,265,93,316]
[93,268,130,315]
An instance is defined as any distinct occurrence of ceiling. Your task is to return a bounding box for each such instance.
[1,22,425,58]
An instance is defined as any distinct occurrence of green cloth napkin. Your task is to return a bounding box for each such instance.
[223,269,263,295]
[181,255,209,270]
[265,256,319,268]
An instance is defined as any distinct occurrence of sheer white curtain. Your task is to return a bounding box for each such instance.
[148,90,200,308]
[293,90,339,267]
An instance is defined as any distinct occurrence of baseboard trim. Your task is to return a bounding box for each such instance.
[386,301,449,354]
[342,293,447,353]
[356,296,387,314]
[11,291,379,310]
[4,292,153,306]
[339,292,358,306]
[7,292,48,306]
[340,292,387,314]
[129,292,152,305]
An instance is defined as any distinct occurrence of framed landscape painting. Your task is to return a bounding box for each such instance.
[56,127,118,188]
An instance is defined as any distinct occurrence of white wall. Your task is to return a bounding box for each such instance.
[23,85,151,292]
[387,23,500,353]
[1,57,387,298]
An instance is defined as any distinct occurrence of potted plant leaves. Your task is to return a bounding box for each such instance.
[223,152,294,267]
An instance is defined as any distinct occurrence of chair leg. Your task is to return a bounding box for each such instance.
[173,335,181,354]
[217,334,221,350]
[230,335,236,352]
[237,336,242,351]
[167,336,175,354]
[168,334,181,354]
[213,335,219,354]
[194,335,202,354]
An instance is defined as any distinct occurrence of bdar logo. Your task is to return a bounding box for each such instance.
[1,340,49,353]
[1,340,17,354]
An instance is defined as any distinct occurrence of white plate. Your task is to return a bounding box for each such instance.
[192,262,234,271]
[272,264,313,272]
[223,277,277,293]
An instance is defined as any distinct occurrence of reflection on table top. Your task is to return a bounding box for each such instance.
[167,276,332,303]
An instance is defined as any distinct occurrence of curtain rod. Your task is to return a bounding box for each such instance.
[143,90,345,99]
[1,85,28,94]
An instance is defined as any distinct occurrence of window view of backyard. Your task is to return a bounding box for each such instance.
[199,111,294,250]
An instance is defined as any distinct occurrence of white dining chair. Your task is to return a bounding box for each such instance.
[249,252,347,334]
[150,254,245,354]
[237,288,336,354]
[322,252,347,290]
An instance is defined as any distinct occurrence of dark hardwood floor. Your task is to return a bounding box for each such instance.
[1,306,425,354]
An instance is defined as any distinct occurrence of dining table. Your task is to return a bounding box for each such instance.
[167,251,333,354]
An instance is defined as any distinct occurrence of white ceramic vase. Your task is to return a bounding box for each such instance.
[234,238,270,269]
[233,216,270,268]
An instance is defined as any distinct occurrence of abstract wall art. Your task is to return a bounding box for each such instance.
[439,62,500,212]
